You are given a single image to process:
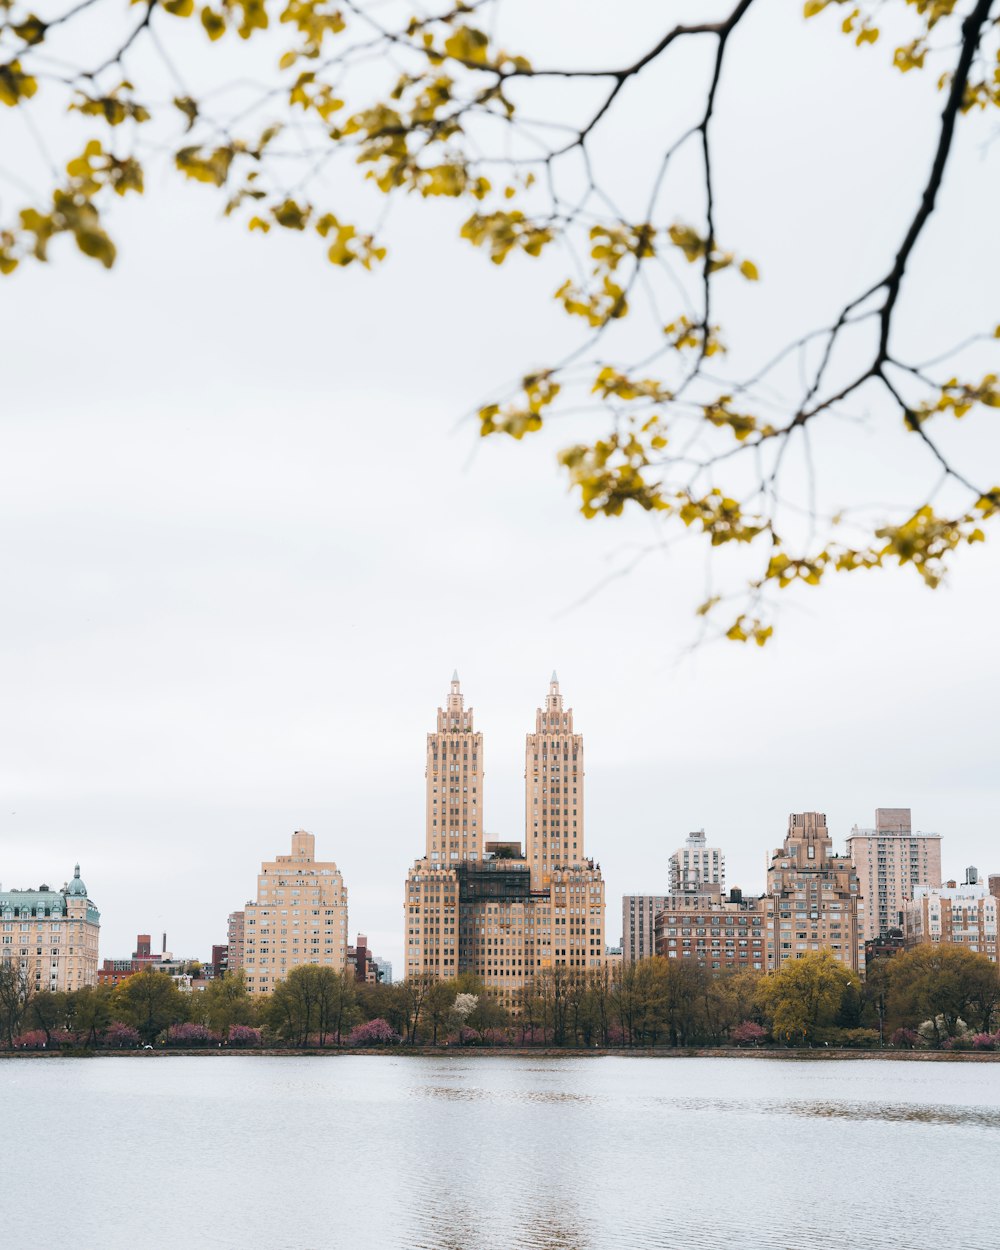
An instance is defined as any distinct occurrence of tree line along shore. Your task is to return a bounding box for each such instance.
[2,945,998,1054]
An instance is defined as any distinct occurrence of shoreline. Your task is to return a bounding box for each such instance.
[3,1046,999,1061]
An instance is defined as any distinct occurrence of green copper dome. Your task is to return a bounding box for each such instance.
[66,863,88,897]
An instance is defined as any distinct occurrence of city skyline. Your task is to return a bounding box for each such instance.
[2,5,997,1248]
[3,0,998,974]
[5,665,993,974]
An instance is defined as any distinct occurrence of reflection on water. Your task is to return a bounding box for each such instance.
[786,1098,1000,1128]
[2,1055,998,1250]
[650,1093,1000,1129]
[411,1083,597,1105]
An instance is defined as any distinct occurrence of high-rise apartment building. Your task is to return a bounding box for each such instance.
[847,808,942,942]
[623,831,726,961]
[525,672,584,887]
[522,674,605,976]
[762,812,865,972]
[622,895,670,962]
[227,910,245,971]
[426,671,484,867]
[0,865,100,992]
[405,674,606,996]
[904,879,998,963]
[405,673,479,981]
[669,830,725,895]
[232,830,348,995]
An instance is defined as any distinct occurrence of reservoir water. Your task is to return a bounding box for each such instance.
[2,1055,996,1249]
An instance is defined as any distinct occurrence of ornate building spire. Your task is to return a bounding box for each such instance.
[426,675,483,864]
[525,673,583,888]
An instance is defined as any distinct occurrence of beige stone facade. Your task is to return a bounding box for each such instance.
[763,812,865,972]
[405,673,478,981]
[525,673,584,887]
[904,882,998,963]
[847,808,942,942]
[0,866,100,993]
[405,675,606,996]
[426,672,483,867]
[234,831,348,995]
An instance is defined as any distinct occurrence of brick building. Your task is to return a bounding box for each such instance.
[655,886,766,971]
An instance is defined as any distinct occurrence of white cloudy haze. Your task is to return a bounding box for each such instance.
[1,1,998,970]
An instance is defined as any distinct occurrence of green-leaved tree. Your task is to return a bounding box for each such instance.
[112,968,189,1043]
[757,950,860,1044]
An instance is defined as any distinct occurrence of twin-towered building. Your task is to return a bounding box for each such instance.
[405,673,607,993]
[226,671,607,999]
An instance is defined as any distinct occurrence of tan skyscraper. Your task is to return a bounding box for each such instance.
[762,812,865,972]
[405,673,479,980]
[425,671,484,866]
[234,830,348,995]
[405,673,606,994]
[525,672,583,888]
[847,808,942,942]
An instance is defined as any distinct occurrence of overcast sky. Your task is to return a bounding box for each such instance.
[2,1,998,969]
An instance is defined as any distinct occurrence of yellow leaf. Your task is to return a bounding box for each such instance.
[12,15,47,44]
[201,6,226,38]
[173,96,199,130]
[0,60,38,107]
[443,26,490,65]
[739,259,760,281]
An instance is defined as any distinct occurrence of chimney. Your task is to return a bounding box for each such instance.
[162,932,167,955]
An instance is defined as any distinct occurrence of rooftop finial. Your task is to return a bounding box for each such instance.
[451,669,460,684]
[550,669,559,685]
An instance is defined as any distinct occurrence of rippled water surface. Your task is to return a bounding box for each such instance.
[2,1055,997,1249]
